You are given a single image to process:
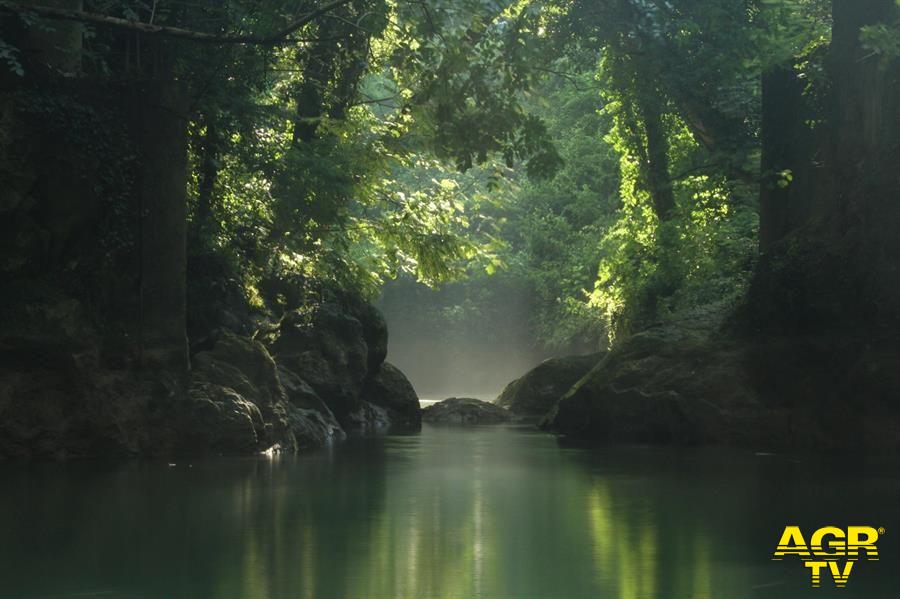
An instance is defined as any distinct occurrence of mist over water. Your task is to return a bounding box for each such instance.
[378,325,545,401]
[378,279,553,401]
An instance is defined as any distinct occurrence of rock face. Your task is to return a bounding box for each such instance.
[542,323,900,450]
[361,362,422,432]
[268,299,421,434]
[350,298,389,371]
[496,353,603,417]
[0,294,418,458]
[177,332,343,454]
[271,303,370,424]
[542,321,781,446]
[276,365,346,450]
[422,398,514,425]
[0,296,155,458]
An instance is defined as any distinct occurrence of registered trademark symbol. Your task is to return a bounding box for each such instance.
[878,527,886,535]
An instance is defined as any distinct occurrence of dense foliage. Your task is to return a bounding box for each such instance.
[384,0,844,351]
[2,0,895,354]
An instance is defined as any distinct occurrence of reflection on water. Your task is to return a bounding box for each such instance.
[1,426,898,598]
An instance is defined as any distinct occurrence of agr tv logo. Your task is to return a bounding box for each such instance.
[772,525,883,588]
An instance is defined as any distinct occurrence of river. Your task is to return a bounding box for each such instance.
[1,424,897,598]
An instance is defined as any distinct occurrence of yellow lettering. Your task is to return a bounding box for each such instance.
[774,526,811,559]
[805,561,826,587]
[847,526,879,559]
[811,526,845,558]
[828,561,854,588]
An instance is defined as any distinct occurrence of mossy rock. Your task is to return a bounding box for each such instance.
[423,398,514,425]
[496,353,602,417]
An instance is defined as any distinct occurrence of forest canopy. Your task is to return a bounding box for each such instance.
[1,0,897,357]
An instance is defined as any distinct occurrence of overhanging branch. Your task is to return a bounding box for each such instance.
[0,0,357,45]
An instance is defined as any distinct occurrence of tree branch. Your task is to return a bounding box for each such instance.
[0,0,357,45]
[668,162,720,182]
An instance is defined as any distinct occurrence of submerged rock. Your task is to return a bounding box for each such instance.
[496,353,603,417]
[422,397,514,425]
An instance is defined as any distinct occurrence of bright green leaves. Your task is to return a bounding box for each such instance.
[588,100,758,338]
[360,156,509,289]
[776,169,794,189]
[388,0,561,178]
[178,0,567,308]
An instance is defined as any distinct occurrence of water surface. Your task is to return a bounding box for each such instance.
[1,425,897,598]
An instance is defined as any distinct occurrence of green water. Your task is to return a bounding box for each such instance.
[1,425,897,598]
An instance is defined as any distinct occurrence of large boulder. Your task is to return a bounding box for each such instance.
[286,405,346,451]
[181,332,342,454]
[277,365,345,449]
[496,353,603,417]
[181,382,266,453]
[345,401,392,433]
[188,333,291,450]
[0,354,153,458]
[270,302,370,424]
[361,362,421,432]
[268,298,406,435]
[344,296,389,371]
[422,397,514,425]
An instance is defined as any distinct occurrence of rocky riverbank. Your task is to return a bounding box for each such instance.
[539,319,900,451]
[0,295,420,458]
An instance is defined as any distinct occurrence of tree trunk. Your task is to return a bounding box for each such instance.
[758,64,820,251]
[639,96,675,221]
[828,0,898,215]
[194,118,219,237]
[829,0,897,173]
[130,79,190,378]
[828,0,900,318]
[292,43,335,146]
[747,0,899,330]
